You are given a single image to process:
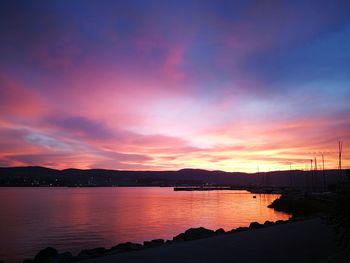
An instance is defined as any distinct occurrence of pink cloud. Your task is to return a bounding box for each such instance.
[1,2,349,172]
[0,74,46,118]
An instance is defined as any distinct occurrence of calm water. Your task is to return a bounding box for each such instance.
[0,187,290,262]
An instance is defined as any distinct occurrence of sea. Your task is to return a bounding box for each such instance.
[0,187,290,262]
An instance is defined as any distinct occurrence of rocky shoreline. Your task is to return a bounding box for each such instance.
[20,191,323,263]
[268,191,336,217]
[22,218,304,263]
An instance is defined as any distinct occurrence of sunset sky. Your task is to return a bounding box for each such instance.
[0,0,349,172]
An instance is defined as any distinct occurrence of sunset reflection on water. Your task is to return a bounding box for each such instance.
[0,187,290,262]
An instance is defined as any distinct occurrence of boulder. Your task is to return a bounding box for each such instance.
[109,242,143,253]
[143,239,164,248]
[215,228,225,234]
[77,247,107,260]
[47,252,73,263]
[173,232,185,241]
[226,228,235,234]
[263,221,274,227]
[249,222,263,229]
[276,220,286,224]
[233,227,249,233]
[173,227,215,241]
[34,247,58,263]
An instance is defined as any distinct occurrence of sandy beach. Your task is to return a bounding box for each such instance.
[85,218,348,263]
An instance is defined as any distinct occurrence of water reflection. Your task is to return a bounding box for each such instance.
[0,187,290,262]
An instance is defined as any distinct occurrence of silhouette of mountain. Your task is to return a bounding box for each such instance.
[1,166,348,188]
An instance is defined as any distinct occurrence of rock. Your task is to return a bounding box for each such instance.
[34,247,58,263]
[77,247,107,260]
[249,222,263,229]
[23,259,34,263]
[276,220,286,224]
[173,227,215,241]
[226,228,235,234]
[233,227,249,233]
[47,252,73,263]
[143,239,164,248]
[268,194,321,217]
[172,232,185,241]
[215,228,225,234]
[109,242,143,253]
[263,221,274,226]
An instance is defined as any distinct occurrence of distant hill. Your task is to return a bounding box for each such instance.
[0,166,348,188]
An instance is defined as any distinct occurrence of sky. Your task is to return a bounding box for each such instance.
[0,0,349,172]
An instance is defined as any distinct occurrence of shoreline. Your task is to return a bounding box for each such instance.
[22,193,295,263]
[87,218,346,263]
[25,216,347,263]
[14,189,345,263]
[25,217,298,263]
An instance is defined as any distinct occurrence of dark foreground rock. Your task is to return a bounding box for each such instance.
[77,248,107,260]
[84,218,341,263]
[263,220,274,226]
[34,247,58,263]
[173,227,216,241]
[228,226,248,233]
[109,242,143,253]
[268,192,334,217]
[47,252,73,263]
[215,228,225,234]
[249,222,263,229]
[25,219,293,262]
[143,239,165,248]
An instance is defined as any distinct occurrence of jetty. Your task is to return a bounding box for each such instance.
[173,186,233,191]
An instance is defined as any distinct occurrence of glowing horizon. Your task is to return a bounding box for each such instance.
[0,1,349,172]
